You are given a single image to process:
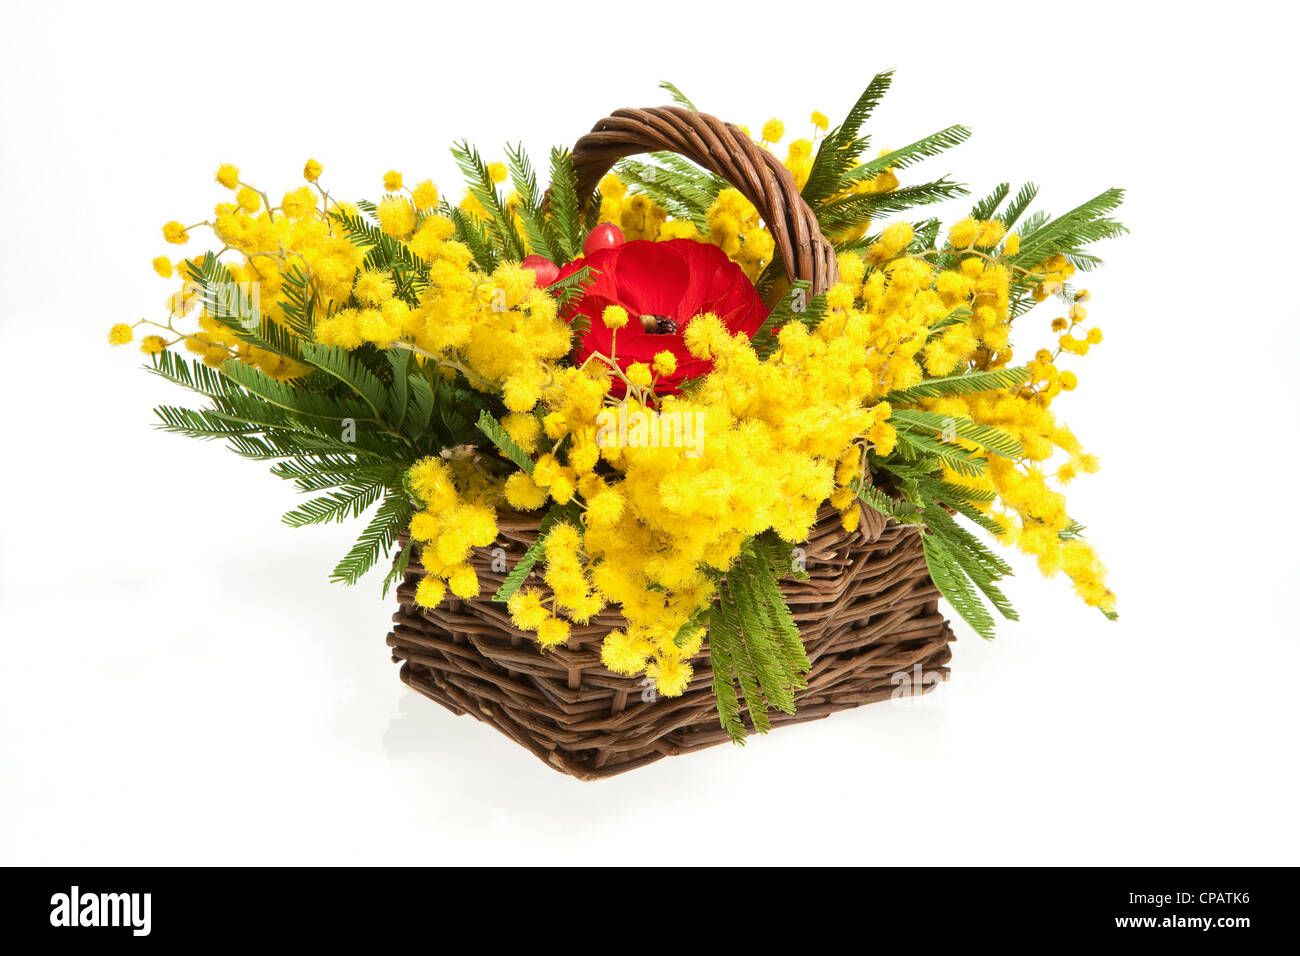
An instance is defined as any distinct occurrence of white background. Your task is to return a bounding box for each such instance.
[2,0,1296,865]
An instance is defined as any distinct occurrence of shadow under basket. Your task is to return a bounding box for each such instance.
[387,502,954,781]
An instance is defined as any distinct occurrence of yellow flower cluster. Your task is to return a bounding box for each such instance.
[397,204,1110,684]
[571,190,1111,618]
[128,141,1116,697]
[407,456,500,607]
[705,189,776,280]
[121,163,462,380]
[316,249,572,417]
[481,267,908,694]
[895,232,1115,614]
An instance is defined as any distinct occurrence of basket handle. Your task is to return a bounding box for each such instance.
[570,106,839,295]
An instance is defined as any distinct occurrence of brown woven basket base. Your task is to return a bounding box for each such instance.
[387,504,954,780]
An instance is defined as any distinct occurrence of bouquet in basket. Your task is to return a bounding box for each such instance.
[112,73,1124,772]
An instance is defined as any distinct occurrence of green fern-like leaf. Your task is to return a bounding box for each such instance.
[921,532,996,640]
[843,124,971,183]
[1000,183,1039,229]
[802,71,895,207]
[893,427,988,478]
[820,179,970,235]
[282,483,388,528]
[658,80,698,110]
[891,408,1023,458]
[298,342,389,419]
[708,601,749,745]
[886,366,1031,403]
[330,492,413,586]
[970,182,1011,221]
[477,410,534,473]
[547,147,584,261]
[504,142,559,262]
[451,140,526,262]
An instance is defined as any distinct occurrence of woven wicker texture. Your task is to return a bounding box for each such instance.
[570,106,839,295]
[389,503,954,780]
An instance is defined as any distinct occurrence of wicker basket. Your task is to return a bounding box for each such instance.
[386,107,956,780]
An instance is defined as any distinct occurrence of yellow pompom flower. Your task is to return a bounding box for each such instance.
[151,256,172,278]
[447,563,480,598]
[409,512,439,542]
[505,471,548,510]
[647,654,693,696]
[139,335,167,355]
[948,217,978,248]
[536,615,571,648]
[652,351,677,377]
[548,470,576,504]
[414,576,447,609]
[627,362,652,388]
[502,412,541,453]
[411,179,439,209]
[601,630,653,676]
[1059,334,1089,356]
[507,589,550,631]
[586,488,625,527]
[487,162,508,184]
[407,457,457,511]
[108,323,133,346]
[303,158,323,182]
[602,304,629,329]
[353,269,395,305]
[866,221,914,263]
[383,170,403,191]
[280,186,316,219]
[162,221,189,244]
[975,220,1007,248]
[216,164,240,189]
[1060,371,1078,391]
[840,506,861,533]
[682,312,726,359]
[502,374,541,412]
[376,196,416,239]
[202,345,229,367]
[235,186,260,213]
[811,110,829,132]
[761,118,784,143]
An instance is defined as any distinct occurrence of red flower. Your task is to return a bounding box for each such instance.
[553,238,769,393]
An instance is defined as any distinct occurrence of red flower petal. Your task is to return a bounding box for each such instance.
[555,238,769,393]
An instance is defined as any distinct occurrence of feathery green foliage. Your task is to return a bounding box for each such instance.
[886,366,1030,402]
[331,492,414,586]
[890,409,1023,458]
[658,80,698,110]
[707,541,812,743]
[452,140,527,262]
[547,147,585,261]
[477,409,535,473]
[504,142,559,263]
